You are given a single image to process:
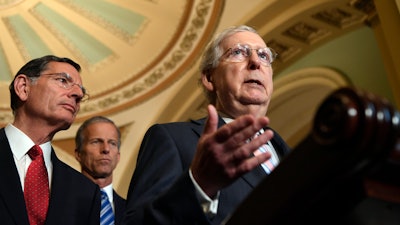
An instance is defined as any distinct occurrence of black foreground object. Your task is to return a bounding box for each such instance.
[224,87,400,225]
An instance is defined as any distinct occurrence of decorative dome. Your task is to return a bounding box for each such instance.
[0,0,222,123]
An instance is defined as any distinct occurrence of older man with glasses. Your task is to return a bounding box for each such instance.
[123,25,291,225]
[0,55,99,225]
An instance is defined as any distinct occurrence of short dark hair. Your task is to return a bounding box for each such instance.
[9,55,81,113]
[75,116,121,152]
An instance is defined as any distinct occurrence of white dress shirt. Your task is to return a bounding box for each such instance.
[4,124,53,190]
[101,184,115,212]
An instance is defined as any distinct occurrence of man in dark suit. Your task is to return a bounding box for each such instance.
[75,116,126,225]
[0,55,100,225]
[123,25,291,225]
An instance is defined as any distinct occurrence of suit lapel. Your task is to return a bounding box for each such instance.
[242,166,267,188]
[113,190,126,225]
[45,149,64,224]
[190,116,226,137]
[0,129,30,225]
[189,118,206,137]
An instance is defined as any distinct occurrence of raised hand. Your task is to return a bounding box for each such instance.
[191,104,274,198]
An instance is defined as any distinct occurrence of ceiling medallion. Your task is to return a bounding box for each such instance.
[0,0,223,125]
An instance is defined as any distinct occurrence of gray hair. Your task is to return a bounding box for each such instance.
[199,25,259,104]
[75,116,121,152]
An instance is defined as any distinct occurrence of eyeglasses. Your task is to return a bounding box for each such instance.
[221,44,277,66]
[40,72,89,102]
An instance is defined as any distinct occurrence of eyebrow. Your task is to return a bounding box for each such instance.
[42,72,87,95]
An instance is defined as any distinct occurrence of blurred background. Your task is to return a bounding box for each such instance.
[0,0,399,197]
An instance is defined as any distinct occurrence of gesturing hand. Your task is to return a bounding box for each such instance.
[191,105,273,198]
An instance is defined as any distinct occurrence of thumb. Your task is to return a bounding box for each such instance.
[203,104,218,136]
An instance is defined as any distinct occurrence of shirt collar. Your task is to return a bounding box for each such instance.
[218,114,265,134]
[101,184,114,203]
[5,123,52,162]
[218,111,234,124]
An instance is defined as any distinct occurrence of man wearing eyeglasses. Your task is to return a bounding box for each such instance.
[0,55,100,225]
[123,25,291,225]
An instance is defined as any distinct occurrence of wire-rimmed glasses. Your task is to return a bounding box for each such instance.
[40,72,89,102]
[221,44,277,66]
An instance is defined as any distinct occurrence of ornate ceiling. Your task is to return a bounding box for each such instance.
[0,0,223,124]
[1,0,398,196]
[0,0,383,125]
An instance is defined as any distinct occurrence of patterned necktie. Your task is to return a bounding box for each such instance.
[24,145,49,225]
[254,142,277,174]
[253,132,279,174]
[100,190,115,225]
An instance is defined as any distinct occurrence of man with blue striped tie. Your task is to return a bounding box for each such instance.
[75,116,126,225]
[101,189,115,225]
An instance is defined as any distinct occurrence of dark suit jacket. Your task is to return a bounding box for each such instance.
[0,128,100,225]
[114,190,126,225]
[123,117,291,225]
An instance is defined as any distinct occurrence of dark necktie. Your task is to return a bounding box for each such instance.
[100,190,115,225]
[24,145,49,225]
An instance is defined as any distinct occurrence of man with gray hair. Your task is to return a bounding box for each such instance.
[123,25,291,225]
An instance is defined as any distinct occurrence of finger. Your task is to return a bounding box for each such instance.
[214,115,255,144]
[250,129,274,149]
[221,116,271,150]
[238,151,271,173]
[228,127,274,165]
[203,104,219,136]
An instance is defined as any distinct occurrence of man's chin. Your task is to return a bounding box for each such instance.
[56,118,74,131]
[241,97,267,105]
[59,124,72,131]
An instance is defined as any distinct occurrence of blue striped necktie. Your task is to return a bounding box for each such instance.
[100,190,115,225]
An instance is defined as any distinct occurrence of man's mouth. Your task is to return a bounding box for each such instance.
[245,79,263,86]
[62,103,77,114]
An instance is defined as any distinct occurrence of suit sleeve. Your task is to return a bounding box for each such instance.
[123,124,210,225]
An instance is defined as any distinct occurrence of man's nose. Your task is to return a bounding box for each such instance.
[247,51,261,70]
[69,84,86,102]
[101,145,110,154]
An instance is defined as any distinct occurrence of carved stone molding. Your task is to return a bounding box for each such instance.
[0,0,223,125]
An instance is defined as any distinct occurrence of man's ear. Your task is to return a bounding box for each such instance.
[13,75,31,102]
[74,149,81,162]
[201,72,214,91]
